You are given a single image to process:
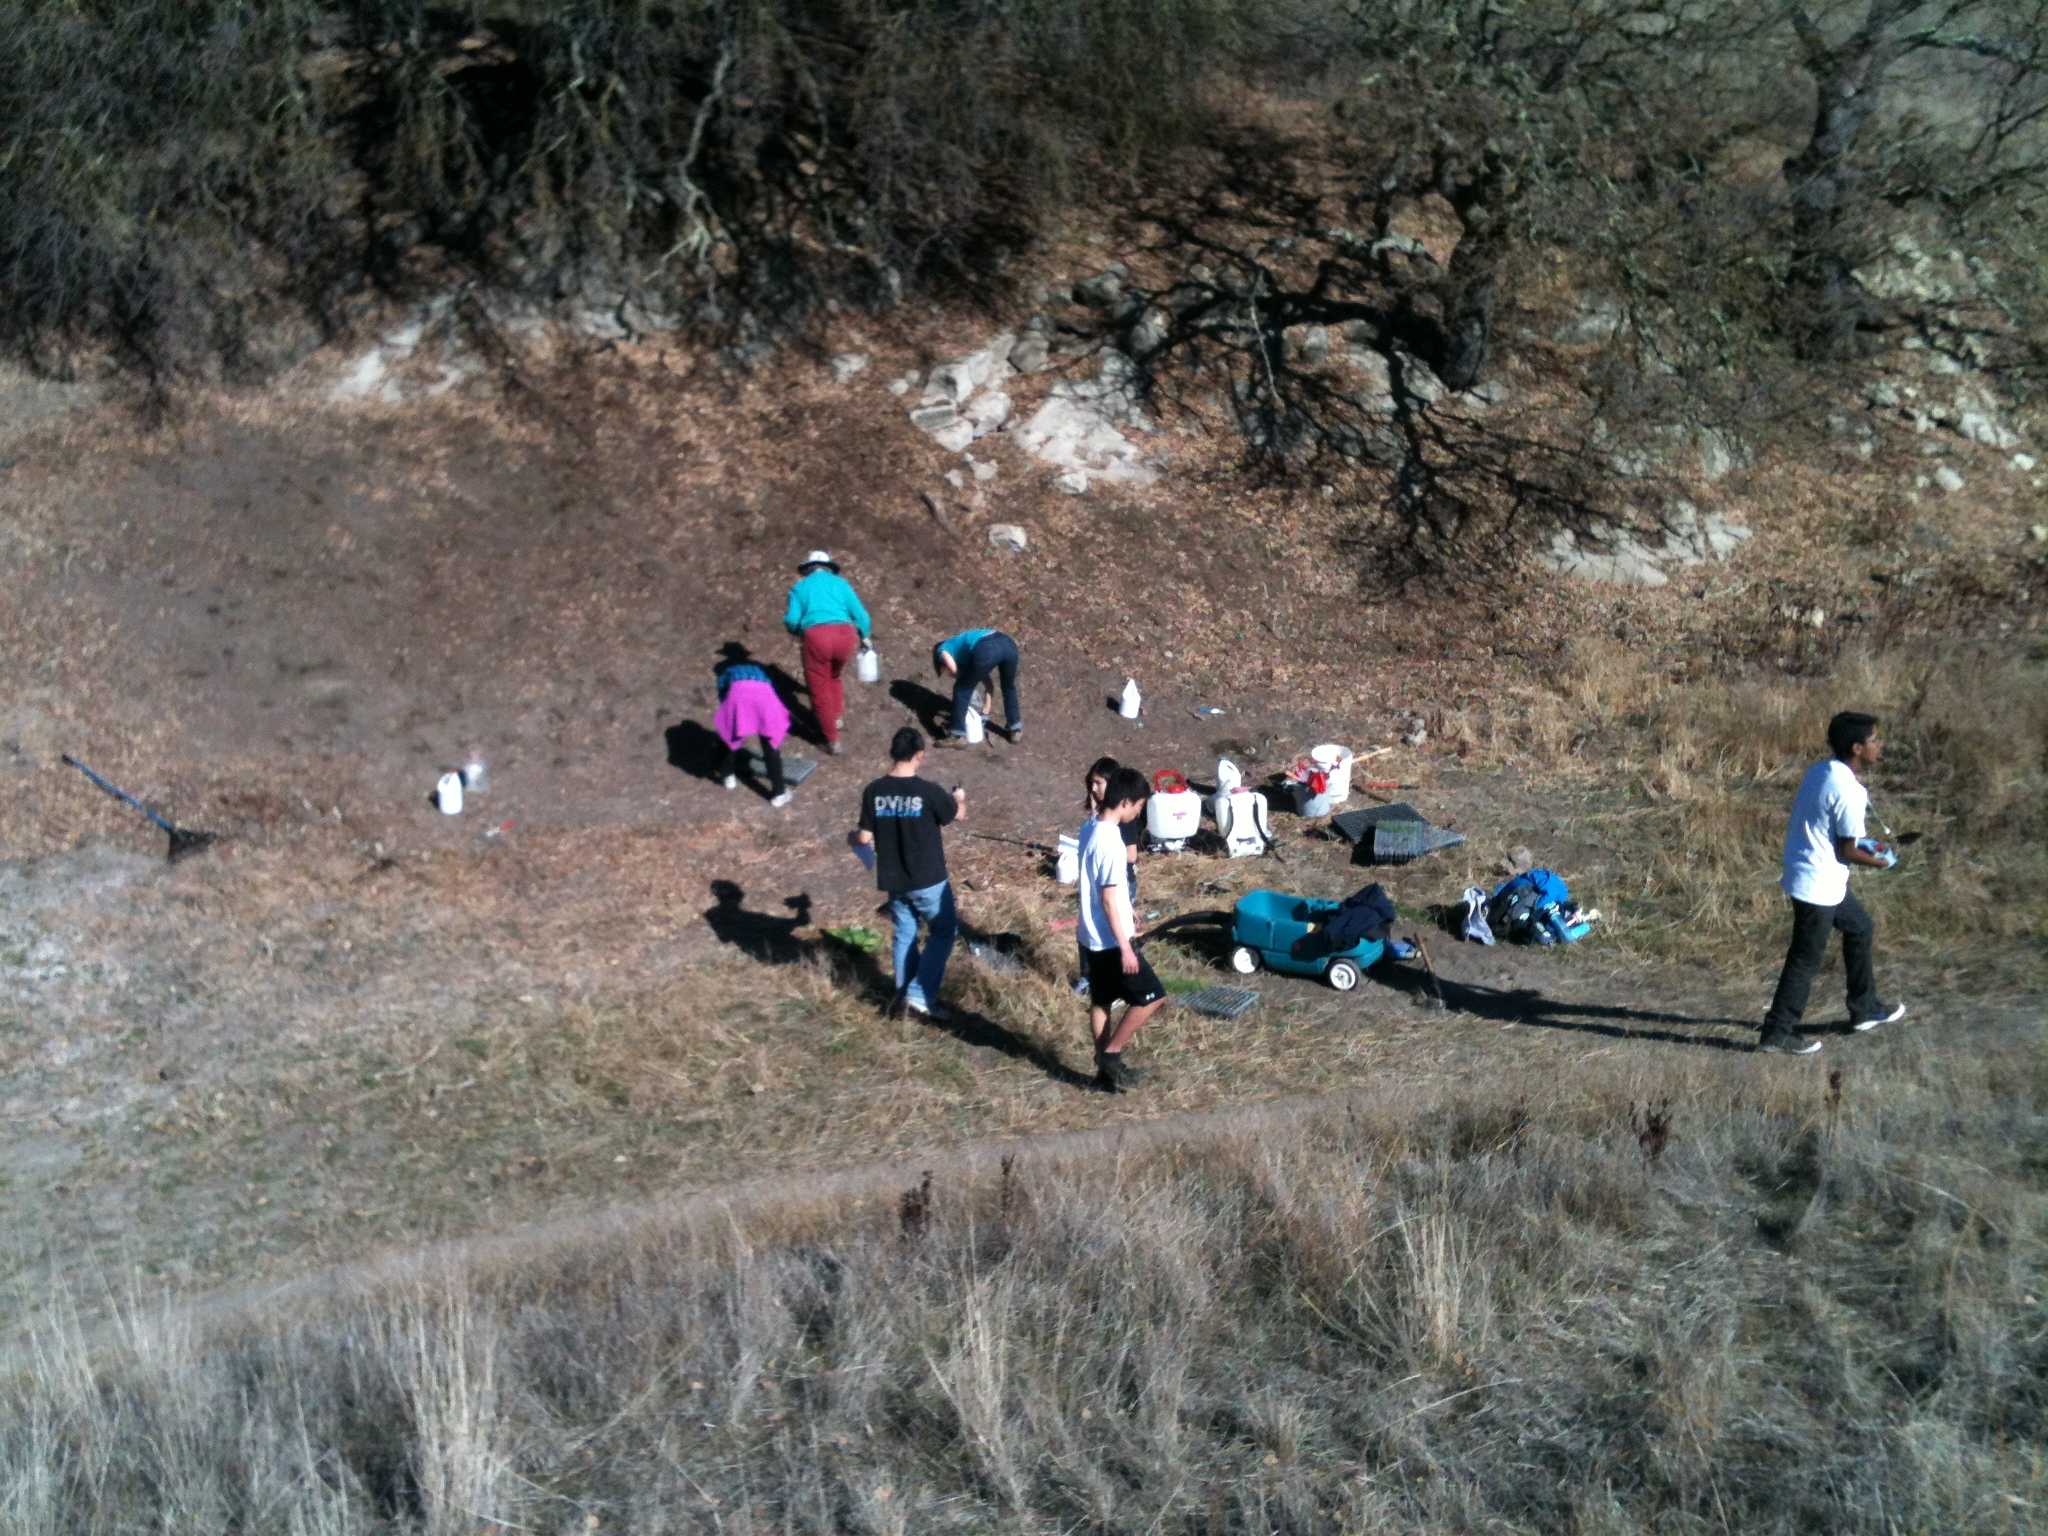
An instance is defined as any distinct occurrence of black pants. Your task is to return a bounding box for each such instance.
[720,739,787,797]
[1764,888,1880,1029]
[949,632,1021,735]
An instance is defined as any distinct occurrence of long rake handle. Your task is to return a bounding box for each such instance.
[60,754,178,834]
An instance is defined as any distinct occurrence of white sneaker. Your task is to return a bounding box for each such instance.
[906,997,954,1022]
[1850,1001,1906,1032]
[770,791,793,809]
[722,774,738,790]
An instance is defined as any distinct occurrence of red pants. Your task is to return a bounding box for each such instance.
[800,623,860,745]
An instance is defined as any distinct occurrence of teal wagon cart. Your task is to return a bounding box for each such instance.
[1227,889,1387,992]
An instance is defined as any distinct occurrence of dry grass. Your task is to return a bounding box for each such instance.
[1440,640,2048,976]
[5,1023,2042,1533]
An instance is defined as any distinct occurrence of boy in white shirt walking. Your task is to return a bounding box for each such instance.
[1758,711,1907,1054]
[1078,767,1168,1091]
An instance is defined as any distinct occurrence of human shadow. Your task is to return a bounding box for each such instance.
[911,1000,1101,1091]
[924,912,1101,1091]
[1371,961,1754,1052]
[666,720,728,782]
[703,883,1098,1089]
[704,880,816,966]
[889,678,954,737]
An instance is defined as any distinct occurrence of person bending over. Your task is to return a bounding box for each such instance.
[713,644,793,808]
[930,627,1021,747]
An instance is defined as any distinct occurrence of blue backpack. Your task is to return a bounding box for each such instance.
[1486,868,1574,944]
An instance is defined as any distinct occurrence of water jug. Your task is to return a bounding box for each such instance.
[963,705,986,744]
[1145,770,1201,849]
[855,644,880,685]
[436,772,464,815]
[1055,833,1081,886]
[1119,678,1142,719]
[461,759,489,793]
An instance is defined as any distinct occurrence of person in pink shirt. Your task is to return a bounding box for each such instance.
[713,643,794,807]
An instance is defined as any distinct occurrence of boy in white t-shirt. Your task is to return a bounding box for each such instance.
[1758,711,1907,1054]
[1078,767,1168,1091]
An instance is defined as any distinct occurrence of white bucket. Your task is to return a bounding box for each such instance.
[855,644,880,685]
[963,706,986,744]
[1055,833,1081,885]
[1310,744,1354,804]
[436,772,465,815]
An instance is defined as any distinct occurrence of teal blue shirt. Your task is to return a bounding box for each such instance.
[935,629,996,669]
[783,569,871,638]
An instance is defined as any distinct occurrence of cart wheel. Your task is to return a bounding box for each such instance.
[1326,959,1361,992]
[1229,945,1261,975]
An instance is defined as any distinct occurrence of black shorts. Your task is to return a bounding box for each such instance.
[1083,946,1166,1008]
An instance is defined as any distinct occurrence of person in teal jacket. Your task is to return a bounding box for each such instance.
[784,550,872,755]
[930,626,1021,747]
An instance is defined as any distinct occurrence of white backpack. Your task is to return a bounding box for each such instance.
[1211,759,1272,857]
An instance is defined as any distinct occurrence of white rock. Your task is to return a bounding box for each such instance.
[1555,300,1624,344]
[1537,527,1670,588]
[1008,333,1051,374]
[331,349,391,401]
[932,420,977,454]
[1398,356,1446,404]
[1339,348,1396,413]
[1933,465,1966,493]
[829,352,869,382]
[1284,325,1330,363]
[1130,306,1173,355]
[1055,470,1090,494]
[965,390,1012,433]
[1697,429,1737,482]
[1958,410,2020,450]
[888,378,911,397]
[988,523,1028,552]
[972,459,999,483]
[944,469,967,491]
[2012,453,2037,472]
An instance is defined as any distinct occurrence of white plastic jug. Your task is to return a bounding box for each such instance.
[436,772,464,815]
[1055,833,1081,886]
[963,705,986,744]
[855,644,880,685]
[1215,757,1243,795]
[1309,743,1354,804]
[1119,678,1142,719]
[1146,787,1202,847]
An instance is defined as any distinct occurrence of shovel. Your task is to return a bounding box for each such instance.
[61,754,219,863]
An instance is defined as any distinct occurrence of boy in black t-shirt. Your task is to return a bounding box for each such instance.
[854,727,967,1020]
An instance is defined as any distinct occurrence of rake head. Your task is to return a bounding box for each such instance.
[167,826,219,863]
